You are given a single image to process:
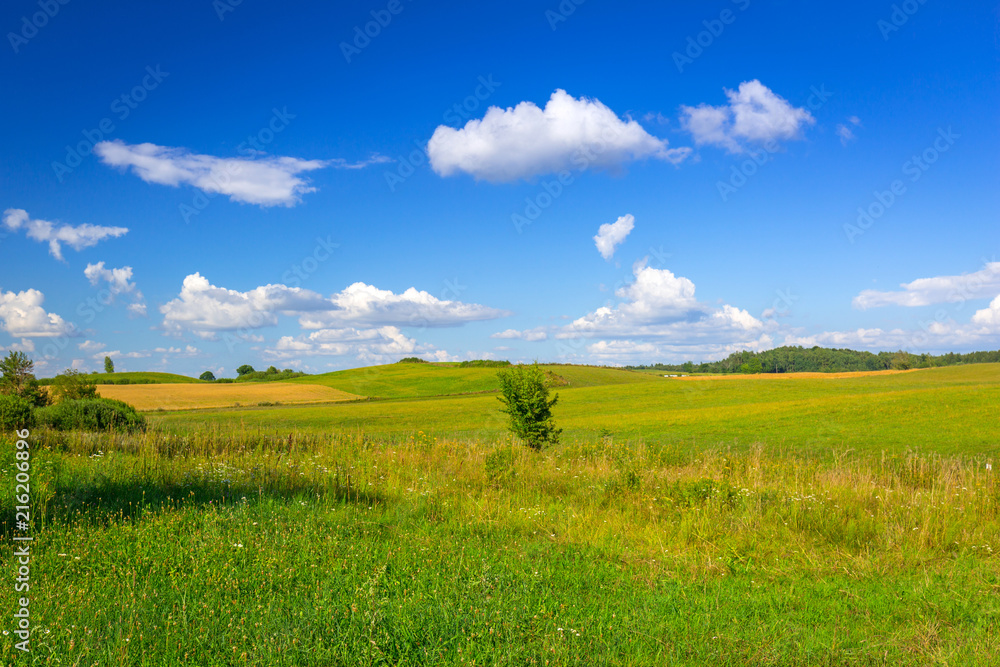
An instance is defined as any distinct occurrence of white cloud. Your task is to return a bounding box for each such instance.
[853,263,1000,309]
[0,287,75,337]
[84,262,135,295]
[594,214,634,261]
[680,80,815,153]
[297,282,510,329]
[328,154,393,169]
[559,262,764,347]
[491,327,548,342]
[781,312,1000,353]
[0,339,36,354]
[160,273,329,338]
[84,262,147,316]
[3,209,128,261]
[160,275,509,339]
[971,295,1000,329]
[127,302,148,317]
[78,340,106,354]
[94,140,328,207]
[428,89,690,182]
[264,326,423,364]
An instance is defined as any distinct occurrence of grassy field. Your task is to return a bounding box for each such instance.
[43,371,203,384]
[158,364,1000,458]
[2,363,998,665]
[284,363,657,399]
[97,382,362,411]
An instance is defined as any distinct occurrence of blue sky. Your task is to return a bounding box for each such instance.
[2,0,999,377]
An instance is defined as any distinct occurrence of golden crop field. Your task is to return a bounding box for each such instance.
[673,369,922,380]
[96,382,361,411]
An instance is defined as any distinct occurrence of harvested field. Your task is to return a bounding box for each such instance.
[675,369,923,380]
[97,382,362,411]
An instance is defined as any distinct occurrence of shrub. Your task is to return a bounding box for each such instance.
[0,394,34,430]
[49,369,99,403]
[496,363,561,451]
[35,398,146,433]
[233,369,306,382]
[458,360,511,368]
[397,357,428,364]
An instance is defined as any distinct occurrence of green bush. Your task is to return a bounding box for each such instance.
[49,369,99,402]
[397,357,428,364]
[459,360,511,368]
[496,363,561,451]
[35,398,146,433]
[0,393,34,430]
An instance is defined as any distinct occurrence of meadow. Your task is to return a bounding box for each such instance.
[1,363,998,665]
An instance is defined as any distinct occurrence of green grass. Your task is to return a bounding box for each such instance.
[4,364,999,665]
[159,364,1000,457]
[2,424,998,665]
[283,362,654,399]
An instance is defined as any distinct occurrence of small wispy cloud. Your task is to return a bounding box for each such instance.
[836,116,862,146]
[329,154,393,169]
[94,140,328,207]
[2,209,127,261]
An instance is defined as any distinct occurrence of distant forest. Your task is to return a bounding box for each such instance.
[627,346,1000,375]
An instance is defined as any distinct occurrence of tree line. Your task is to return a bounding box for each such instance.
[628,346,1000,375]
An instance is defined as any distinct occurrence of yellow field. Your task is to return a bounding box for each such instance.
[674,368,923,380]
[97,382,362,411]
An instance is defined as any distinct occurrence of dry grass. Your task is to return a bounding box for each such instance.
[677,369,924,380]
[97,382,361,411]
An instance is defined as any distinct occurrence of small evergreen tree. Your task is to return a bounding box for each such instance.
[496,363,561,451]
[104,356,115,373]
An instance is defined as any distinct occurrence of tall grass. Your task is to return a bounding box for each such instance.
[2,426,998,665]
